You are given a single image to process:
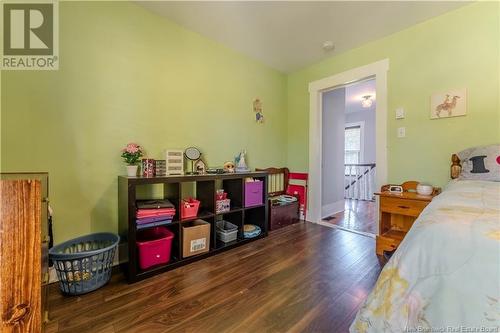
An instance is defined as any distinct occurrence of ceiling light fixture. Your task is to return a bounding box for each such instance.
[322,41,335,52]
[361,95,373,108]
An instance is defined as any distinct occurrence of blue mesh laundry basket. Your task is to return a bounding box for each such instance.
[49,233,119,295]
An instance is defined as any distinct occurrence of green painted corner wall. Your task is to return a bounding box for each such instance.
[1,2,287,243]
[286,2,500,187]
[2,2,499,243]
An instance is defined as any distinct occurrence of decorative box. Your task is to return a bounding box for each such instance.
[142,159,155,177]
[165,150,184,175]
[244,180,263,207]
[216,199,231,214]
[155,160,166,176]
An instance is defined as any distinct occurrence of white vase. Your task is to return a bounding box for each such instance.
[126,165,138,177]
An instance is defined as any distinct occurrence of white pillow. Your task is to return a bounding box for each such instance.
[458,144,500,181]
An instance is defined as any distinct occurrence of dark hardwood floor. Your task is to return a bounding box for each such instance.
[47,223,383,333]
[323,199,378,235]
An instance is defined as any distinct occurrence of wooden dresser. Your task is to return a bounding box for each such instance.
[375,181,440,255]
[0,173,49,332]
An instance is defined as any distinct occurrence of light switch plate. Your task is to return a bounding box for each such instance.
[397,127,406,138]
[395,108,405,119]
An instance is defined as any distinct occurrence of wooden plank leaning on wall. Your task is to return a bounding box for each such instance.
[0,180,42,332]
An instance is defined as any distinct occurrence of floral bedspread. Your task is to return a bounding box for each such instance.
[351,180,500,333]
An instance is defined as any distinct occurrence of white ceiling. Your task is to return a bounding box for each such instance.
[345,79,376,114]
[137,1,468,73]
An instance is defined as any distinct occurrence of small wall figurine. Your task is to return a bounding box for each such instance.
[253,98,264,123]
[235,150,250,173]
[194,159,207,174]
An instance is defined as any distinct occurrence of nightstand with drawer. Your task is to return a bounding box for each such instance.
[375,181,440,256]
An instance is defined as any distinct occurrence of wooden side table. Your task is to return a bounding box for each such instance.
[375,181,440,255]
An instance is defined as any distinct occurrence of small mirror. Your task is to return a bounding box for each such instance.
[184,147,201,174]
[185,147,201,161]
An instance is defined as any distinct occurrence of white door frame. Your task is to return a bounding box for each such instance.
[308,59,389,223]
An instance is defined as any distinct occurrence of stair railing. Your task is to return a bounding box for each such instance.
[344,163,376,201]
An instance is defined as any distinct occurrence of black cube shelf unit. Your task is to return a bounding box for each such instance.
[118,171,268,283]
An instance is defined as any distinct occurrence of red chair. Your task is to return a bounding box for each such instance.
[286,172,308,220]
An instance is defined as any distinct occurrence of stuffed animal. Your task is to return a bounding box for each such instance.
[223,161,235,173]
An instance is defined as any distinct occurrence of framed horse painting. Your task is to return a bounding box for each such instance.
[430,88,467,119]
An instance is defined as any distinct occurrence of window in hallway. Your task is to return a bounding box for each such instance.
[345,125,362,164]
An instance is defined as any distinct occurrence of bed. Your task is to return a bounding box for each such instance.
[351,146,500,332]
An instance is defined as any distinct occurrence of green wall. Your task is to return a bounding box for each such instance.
[2,2,499,243]
[287,2,500,187]
[1,2,287,243]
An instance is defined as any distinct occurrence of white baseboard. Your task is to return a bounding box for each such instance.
[321,199,345,219]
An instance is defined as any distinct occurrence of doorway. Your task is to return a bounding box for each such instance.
[320,78,378,235]
[307,59,389,235]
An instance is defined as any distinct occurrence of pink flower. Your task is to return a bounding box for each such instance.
[121,142,143,165]
[125,143,140,154]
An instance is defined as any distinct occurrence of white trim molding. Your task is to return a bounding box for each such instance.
[308,59,389,224]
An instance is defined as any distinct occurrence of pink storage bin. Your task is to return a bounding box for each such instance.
[245,181,264,207]
[136,227,174,270]
[181,198,201,219]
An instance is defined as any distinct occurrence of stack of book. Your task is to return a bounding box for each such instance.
[136,199,175,229]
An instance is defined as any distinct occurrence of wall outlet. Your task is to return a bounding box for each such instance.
[395,108,405,119]
[397,127,406,138]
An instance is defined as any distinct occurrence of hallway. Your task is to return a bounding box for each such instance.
[322,199,377,235]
